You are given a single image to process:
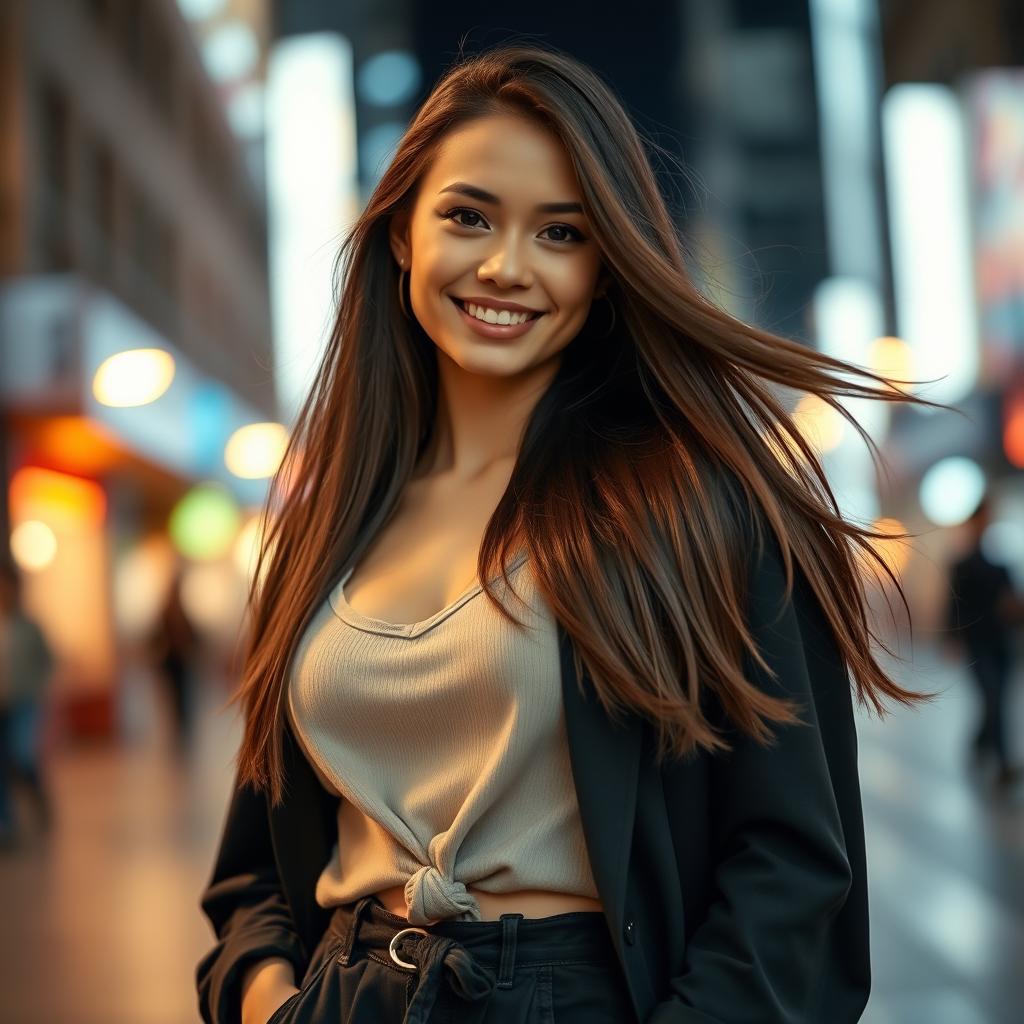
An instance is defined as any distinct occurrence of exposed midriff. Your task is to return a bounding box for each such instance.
[373,882,604,922]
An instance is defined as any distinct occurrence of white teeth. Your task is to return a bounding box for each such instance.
[466,302,531,326]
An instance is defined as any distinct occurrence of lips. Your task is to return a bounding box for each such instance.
[448,295,546,340]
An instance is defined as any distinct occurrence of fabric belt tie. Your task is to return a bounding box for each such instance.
[395,930,497,1024]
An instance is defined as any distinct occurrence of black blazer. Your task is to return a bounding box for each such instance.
[196,527,870,1023]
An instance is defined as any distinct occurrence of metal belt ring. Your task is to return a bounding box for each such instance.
[388,926,430,970]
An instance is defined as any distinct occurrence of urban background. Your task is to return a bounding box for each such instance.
[0,1,1022,1022]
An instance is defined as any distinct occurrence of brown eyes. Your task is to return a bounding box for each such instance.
[438,207,586,244]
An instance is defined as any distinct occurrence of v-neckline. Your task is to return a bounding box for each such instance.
[329,550,529,639]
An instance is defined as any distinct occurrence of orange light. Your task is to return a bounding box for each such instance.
[793,394,846,454]
[866,517,911,579]
[868,336,914,395]
[33,417,124,474]
[9,466,107,531]
[1004,391,1024,469]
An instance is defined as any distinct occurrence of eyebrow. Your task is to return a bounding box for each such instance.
[437,181,584,215]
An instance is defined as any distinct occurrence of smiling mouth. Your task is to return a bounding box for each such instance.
[450,297,545,321]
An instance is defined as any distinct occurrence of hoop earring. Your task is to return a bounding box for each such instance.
[398,268,411,320]
[598,294,616,339]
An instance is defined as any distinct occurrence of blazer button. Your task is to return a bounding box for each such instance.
[623,917,636,945]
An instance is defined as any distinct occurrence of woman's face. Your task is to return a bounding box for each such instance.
[389,113,608,378]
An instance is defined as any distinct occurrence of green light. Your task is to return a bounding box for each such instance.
[168,483,241,560]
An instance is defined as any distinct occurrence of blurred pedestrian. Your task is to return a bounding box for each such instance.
[944,494,1024,788]
[148,562,200,751]
[0,560,55,844]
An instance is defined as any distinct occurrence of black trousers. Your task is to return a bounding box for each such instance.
[968,646,1012,771]
[267,895,638,1024]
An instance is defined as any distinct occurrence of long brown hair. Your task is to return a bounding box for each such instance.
[235,42,945,802]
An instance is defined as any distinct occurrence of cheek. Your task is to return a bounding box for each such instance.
[554,265,603,314]
[407,251,455,311]
[423,241,461,277]
[411,222,463,276]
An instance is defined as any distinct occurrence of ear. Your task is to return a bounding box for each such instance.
[389,209,411,268]
[593,269,613,300]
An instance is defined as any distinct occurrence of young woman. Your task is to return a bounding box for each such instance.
[196,43,940,1024]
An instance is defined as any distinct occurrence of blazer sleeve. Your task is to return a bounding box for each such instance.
[648,527,869,1023]
[195,772,308,1024]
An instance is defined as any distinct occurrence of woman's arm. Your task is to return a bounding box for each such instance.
[196,773,308,1024]
[650,527,869,1023]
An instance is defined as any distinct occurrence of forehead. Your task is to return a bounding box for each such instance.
[420,113,582,203]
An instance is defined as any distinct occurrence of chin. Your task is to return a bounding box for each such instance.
[447,345,536,376]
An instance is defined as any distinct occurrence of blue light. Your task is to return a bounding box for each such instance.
[357,51,421,108]
[919,457,986,527]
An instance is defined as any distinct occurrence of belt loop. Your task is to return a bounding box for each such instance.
[496,913,524,989]
[337,895,376,966]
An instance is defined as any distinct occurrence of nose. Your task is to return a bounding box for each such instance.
[477,233,534,289]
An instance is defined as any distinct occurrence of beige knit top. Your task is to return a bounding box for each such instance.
[287,549,598,925]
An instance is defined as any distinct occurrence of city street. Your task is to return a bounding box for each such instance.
[0,649,1020,1024]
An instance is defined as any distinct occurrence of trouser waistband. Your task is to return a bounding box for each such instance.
[327,895,614,1024]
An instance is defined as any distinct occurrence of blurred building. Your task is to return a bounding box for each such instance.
[881,0,1024,83]
[871,0,1024,621]
[0,0,277,737]
[2,0,1018,740]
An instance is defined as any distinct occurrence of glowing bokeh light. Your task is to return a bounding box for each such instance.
[168,484,241,561]
[868,336,913,395]
[93,348,175,407]
[982,519,1024,567]
[794,394,846,454]
[356,51,421,107]
[9,466,106,529]
[224,422,289,479]
[32,417,123,474]
[919,457,986,527]
[10,520,58,571]
[1003,391,1024,469]
[868,517,911,578]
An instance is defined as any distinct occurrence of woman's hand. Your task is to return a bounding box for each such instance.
[240,957,300,1024]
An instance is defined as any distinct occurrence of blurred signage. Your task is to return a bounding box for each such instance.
[0,274,267,503]
[967,69,1024,389]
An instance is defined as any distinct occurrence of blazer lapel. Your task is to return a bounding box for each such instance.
[558,624,644,956]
